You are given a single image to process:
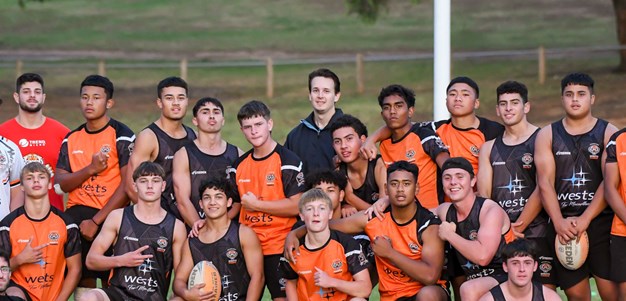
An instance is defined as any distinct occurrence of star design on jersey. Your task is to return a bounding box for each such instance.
[463,261,478,271]
[562,167,590,188]
[138,258,156,275]
[222,275,233,289]
[316,287,337,300]
[497,175,527,196]
[36,259,48,268]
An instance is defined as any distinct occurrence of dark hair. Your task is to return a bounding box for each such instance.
[80,75,114,100]
[193,97,224,117]
[237,100,270,124]
[20,162,51,182]
[199,176,236,200]
[496,81,528,103]
[377,84,416,108]
[561,72,594,95]
[157,76,188,99]
[447,76,479,98]
[502,238,538,262]
[329,114,368,137]
[16,73,44,92]
[387,160,418,183]
[441,157,474,177]
[305,169,348,191]
[308,68,340,93]
[0,249,9,266]
[132,161,165,181]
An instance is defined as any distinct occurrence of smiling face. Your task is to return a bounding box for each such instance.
[134,175,165,203]
[496,93,529,126]
[200,186,232,219]
[442,168,476,202]
[309,76,339,114]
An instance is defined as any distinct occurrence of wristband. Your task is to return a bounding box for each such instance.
[91,218,101,226]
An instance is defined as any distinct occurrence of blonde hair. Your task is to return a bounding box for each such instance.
[298,188,332,213]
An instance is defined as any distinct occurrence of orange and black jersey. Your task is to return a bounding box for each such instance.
[379,124,448,209]
[146,123,196,216]
[606,128,626,236]
[425,117,504,175]
[57,118,135,209]
[228,143,305,255]
[0,206,81,301]
[445,197,515,280]
[279,230,369,301]
[364,205,444,301]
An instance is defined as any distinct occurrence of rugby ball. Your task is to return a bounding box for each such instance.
[188,260,221,298]
[555,231,589,270]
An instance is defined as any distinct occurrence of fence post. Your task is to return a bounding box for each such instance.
[266,57,274,99]
[356,53,364,94]
[16,60,23,78]
[538,46,545,85]
[180,58,188,81]
[98,60,106,76]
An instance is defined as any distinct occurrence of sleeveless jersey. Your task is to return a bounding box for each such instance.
[0,137,24,219]
[426,117,504,176]
[551,119,609,217]
[364,205,445,301]
[186,142,240,219]
[605,129,626,236]
[445,197,514,280]
[489,280,545,301]
[379,124,448,209]
[338,156,381,205]
[0,117,69,211]
[189,221,250,301]
[279,230,369,301]
[229,144,305,255]
[146,123,196,215]
[490,130,548,238]
[57,118,134,209]
[108,206,176,301]
[0,207,81,301]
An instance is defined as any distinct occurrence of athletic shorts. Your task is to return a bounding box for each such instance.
[553,213,612,289]
[610,234,626,282]
[264,254,286,300]
[444,242,464,280]
[65,205,111,280]
[528,236,557,285]
[394,283,450,301]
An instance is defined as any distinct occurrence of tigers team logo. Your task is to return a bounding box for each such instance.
[469,230,478,240]
[406,149,415,160]
[470,145,480,157]
[156,236,168,252]
[521,153,533,169]
[100,144,111,154]
[226,248,239,264]
[48,231,60,245]
[408,242,419,254]
[332,259,343,273]
[588,143,600,160]
[266,173,276,186]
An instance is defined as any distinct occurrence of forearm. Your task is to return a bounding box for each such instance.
[580,184,608,223]
[606,186,626,223]
[228,203,241,220]
[447,234,495,266]
[255,198,299,217]
[538,182,564,222]
[176,197,201,227]
[92,185,129,225]
[329,277,371,298]
[86,253,123,271]
[172,278,188,300]
[245,271,265,301]
[56,264,81,301]
[515,189,543,232]
[344,193,372,211]
[386,251,440,285]
[55,167,96,193]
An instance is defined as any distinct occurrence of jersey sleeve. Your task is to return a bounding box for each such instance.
[227,154,247,204]
[113,121,135,168]
[606,130,625,163]
[278,256,298,280]
[63,216,82,258]
[0,217,12,256]
[412,124,449,161]
[56,136,71,172]
[337,232,370,276]
[279,147,306,198]
[478,117,505,141]
[8,143,24,188]
[416,206,442,245]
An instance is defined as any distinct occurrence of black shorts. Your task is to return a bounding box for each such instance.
[528,236,557,286]
[263,254,286,300]
[394,283,450,301]
[610,234,626,282]
[65,205,111,280]
[553,213,612,289]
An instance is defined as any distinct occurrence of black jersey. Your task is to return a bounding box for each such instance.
[489,280,545,301]
[445,197,511,280]
[490,130,548,238]
[108,206,176,301]
[551,119,610,217]
[186,142,240,219]
[338,156,380,205]
[189,221,250,301]
[147,123,196,214]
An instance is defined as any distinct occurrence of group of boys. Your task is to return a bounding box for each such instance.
[0,67,621,301]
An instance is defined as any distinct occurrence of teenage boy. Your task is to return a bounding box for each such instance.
[82,162,187,301]
[330,114,387,216]
[436,157,515,301]
[285,68,344,175]
[0,73,69,211]
[279,188,371,301]
[173,97,243,227]
[476,81,555,287]
[0,162,81,301]
[230,100,305,301]
[478,239,561,301]
[535,72,618,301]
[305,170,347,220]
[55,75,134,297]
[127,76,196,216]
[0,249,26,301]
[173,177,264,301]
[285,161,448,301]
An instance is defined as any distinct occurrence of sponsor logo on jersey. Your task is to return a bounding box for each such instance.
[238,178,251,183]
[17,239,30,243]
[19,139,46,148]
[226,248,238,264]
[124,236,139,241]
[164,155,174,160]
[71,150,84,154]
[556,151,571,156]
[191,170,207,175]
[558,167,594,209]
[492,161,506,166]
[620,152,626,156]
[588,143,600,160]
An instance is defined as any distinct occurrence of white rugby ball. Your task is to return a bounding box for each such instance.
[555,231,589,270]
[188,260,221,298]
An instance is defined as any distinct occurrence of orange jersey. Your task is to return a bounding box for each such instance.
[607,129,626,236]
[56,119,134,209]
[379,124,448,209]
[229,144,305,255]
[0,207,81,301]
[364,206,445,301]
[279,230,369,301]
[426,118,503,175]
